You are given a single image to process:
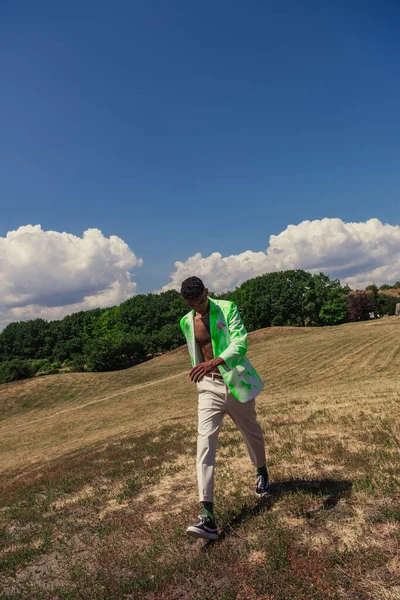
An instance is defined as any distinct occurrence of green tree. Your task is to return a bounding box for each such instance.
[83,331,146,372]
[69,354,86,372]
[0,269,353,381]
[0,359,33,383]
[366,284,379,304]
[307,273,348,326]
[150,323,184,354]
[376,294,398,316]
[228,270,347,330]
[0,319,48,360]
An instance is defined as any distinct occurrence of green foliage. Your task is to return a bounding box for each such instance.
[0,271,395,382]
[30,358,61,374]
[50,309,104,362]
[68,354,86,372]
[0,319,49,361]
[364,283,400,316]
[38,360,53,372]
[144,323,184,354]
[83,331,146,372]
[227,270,348,331]
[308,273,349,326]
[376,294,398,316]
[0,359,33,383]
[118,290,187,335]
[366,284,379,304]
[117,290,188,354]
[31,359,52,374]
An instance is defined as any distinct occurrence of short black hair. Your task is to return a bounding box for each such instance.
[180,276,205,300]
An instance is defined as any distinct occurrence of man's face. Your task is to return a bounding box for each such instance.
[186,288,209,313]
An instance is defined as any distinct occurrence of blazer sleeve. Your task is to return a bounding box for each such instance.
[179,316,187,340]
[218,302,248,369]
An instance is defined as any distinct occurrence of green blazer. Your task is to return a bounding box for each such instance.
[179,297,264,402]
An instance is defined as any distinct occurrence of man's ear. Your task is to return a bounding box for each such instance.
[205,288,209,295]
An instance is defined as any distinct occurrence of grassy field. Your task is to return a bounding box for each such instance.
[0,318,399,599]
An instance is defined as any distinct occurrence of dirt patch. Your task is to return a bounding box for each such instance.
[2,550,68,595]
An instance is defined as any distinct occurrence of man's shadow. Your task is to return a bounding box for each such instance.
[203,479,352,548]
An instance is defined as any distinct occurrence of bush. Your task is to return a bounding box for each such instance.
[37,360,53,373]
[36,369,59,377]
[30,358,61,377]
[69,354,86,372]
[376,294,399,316]
[0,359,33,384]
[31,359,49,373]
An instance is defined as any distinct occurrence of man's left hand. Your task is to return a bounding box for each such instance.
[189,359,221,383]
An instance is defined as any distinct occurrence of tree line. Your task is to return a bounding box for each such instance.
[0,270,398,383]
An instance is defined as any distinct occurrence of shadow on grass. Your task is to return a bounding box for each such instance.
[204,478,353,548]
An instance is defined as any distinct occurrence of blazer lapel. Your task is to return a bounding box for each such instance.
[188,310,196,363]
[209,298,219,356]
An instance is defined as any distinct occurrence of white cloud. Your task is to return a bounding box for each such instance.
[0,225,142,330]
[2,218,399,331]
[159,218,400,293]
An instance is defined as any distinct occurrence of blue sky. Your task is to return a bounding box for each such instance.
[1,1,400,326]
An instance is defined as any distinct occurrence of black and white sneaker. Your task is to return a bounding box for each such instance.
[186,515,218,540]
[255,472,270,496]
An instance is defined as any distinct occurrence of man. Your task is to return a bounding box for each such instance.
[179,276,269,541]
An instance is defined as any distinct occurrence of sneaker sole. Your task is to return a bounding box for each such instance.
[255,487,271,497]
[186,526,219,540]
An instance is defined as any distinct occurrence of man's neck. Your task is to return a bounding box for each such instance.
[195,298,210,318]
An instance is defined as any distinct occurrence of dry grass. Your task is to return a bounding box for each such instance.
[379,289,400,298]
[0,317,399,599]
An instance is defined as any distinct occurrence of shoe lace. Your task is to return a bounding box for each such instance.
[256,474,266,487]
[198,514,214,526]
[198,514,207,523]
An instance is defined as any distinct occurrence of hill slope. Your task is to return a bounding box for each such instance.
[1,318,399,474]
[0,318,399,599]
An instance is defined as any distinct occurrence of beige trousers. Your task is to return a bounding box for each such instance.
[196,374,266,502]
